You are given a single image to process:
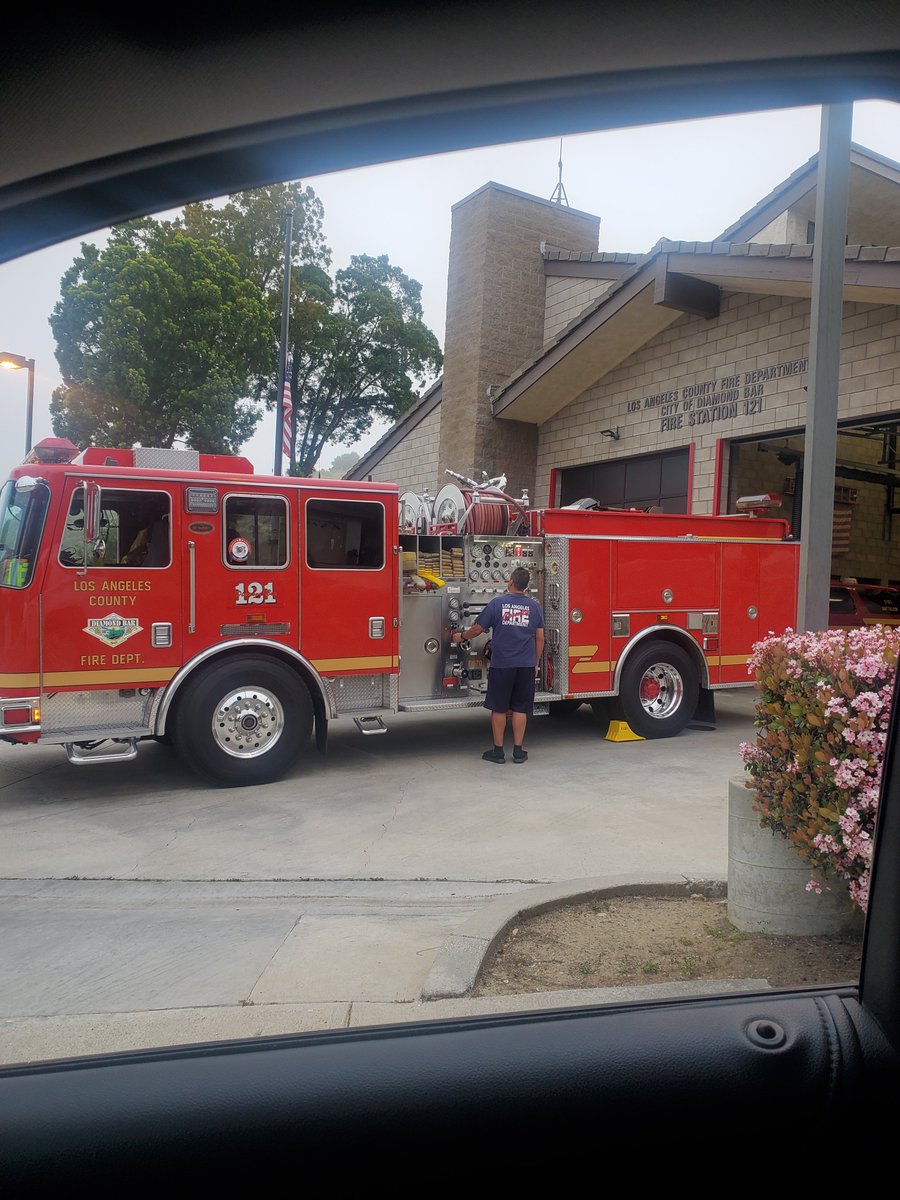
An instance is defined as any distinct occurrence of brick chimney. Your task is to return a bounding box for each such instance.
[438,182,600,502]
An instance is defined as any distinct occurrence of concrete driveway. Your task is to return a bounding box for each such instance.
[0,689,757,1062]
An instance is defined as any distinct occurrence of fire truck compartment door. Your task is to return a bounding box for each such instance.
[719,542,761,683]
[566,539,612,694]
[300,492,398,675]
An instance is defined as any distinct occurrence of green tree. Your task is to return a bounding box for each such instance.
[326,450,361,477]
[50,226,273,454]
[178,182,329,293]
[287,254,442,477]
[180,186,442,475]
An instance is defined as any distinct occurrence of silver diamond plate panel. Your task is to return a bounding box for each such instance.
[400,690,555,713]
[41,688,157,737]
[133,446,200,470]
[544,536,569,694]
[326,673,390,714]
[386,673,399,711]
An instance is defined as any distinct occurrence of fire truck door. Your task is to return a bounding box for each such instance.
[42,483,183,694]
[299,492,398,679]
[183,490,298,653]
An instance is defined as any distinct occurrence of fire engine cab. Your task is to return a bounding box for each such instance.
[0,439,799,786]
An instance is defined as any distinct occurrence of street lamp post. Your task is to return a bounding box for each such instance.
[0,351,36,457]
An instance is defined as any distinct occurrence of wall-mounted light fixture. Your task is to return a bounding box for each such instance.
[601,427,620,441]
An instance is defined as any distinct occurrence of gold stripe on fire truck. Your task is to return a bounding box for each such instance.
[311,655,399,673]
[568,646,611,674]
[703,654,750,667]
[45,667,179,687]
[0,667,180,688]
[0,673,40,687]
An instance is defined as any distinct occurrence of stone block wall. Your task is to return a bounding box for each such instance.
[360,401,442,494]
[438,183,600,503]
[543,276,615,342]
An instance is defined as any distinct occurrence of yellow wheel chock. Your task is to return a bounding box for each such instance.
[605,720,645,742]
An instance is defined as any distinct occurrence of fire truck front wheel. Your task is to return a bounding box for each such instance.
[615,641,698,739]
[171,656,313,786]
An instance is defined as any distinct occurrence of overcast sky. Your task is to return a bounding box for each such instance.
[2,100,899,482]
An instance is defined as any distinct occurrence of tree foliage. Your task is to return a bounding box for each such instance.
[50,226,273,453]
[178,182,329,294]
[181,186,442,475]
[49,180,442,470]
[288,254,442,476]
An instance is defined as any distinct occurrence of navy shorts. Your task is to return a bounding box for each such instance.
[483,666,536,715]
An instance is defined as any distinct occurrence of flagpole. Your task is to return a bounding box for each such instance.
[273,206,294,475]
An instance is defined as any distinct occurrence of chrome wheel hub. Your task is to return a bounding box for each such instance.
[638,664,683,719]
[212,687,285,758]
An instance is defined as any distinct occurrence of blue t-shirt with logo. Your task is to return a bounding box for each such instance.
[477,593,544,668]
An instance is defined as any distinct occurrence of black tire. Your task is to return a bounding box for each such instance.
[547,699,584,717]
[171,655,313,786]
[614,641,698,739]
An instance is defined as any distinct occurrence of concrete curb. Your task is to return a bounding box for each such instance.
[421,874,728,1000]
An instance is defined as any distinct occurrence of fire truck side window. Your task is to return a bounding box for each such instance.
[306,499,384,569]
[223,495,289,567]
[58,490,171,568]
[0,479,49,588]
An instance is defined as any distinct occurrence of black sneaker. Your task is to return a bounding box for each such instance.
[512,747,528,764]
[482,747,505,764]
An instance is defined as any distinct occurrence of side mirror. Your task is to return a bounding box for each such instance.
[14,475,44,495]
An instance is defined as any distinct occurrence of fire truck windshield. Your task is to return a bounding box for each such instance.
[0,478,49,589]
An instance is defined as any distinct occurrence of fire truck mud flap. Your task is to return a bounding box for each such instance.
[613,639,700,740]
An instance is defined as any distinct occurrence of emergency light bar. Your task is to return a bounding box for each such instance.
[735,493,782,515]
[23,437,79,465]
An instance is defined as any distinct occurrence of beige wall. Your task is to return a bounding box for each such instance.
[536,295,900,524]
[751,211,807,244]
[543,276,615,342]
[361,402,442,494]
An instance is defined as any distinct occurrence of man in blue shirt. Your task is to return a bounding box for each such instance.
[451,566,544,764]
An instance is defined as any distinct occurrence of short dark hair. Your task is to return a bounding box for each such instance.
[511,566,530,591]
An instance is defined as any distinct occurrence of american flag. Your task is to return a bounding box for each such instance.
[281,374,293,467]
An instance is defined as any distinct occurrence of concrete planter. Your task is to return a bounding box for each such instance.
[727,776,864,936]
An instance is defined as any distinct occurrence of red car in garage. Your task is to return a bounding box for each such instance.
[829,578,900,627]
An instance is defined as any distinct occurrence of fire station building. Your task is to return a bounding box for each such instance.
[348,143,900,586]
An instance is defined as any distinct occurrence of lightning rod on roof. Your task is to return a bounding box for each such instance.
[550,138,569,206]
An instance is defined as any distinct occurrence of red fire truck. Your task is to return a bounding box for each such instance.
[0,440,799,785]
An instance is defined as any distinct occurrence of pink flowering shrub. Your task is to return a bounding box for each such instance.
[739,625,900,913]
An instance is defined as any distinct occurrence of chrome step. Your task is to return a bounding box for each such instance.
[65,738,139,765]
[354,715,388,735]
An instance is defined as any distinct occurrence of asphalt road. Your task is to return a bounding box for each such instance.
[0,690,757,1062]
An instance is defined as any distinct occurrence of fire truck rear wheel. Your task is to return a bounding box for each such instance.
[172,656,313,786]
[615,641,698,739]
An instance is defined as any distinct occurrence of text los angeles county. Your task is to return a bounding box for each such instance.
[627,358,808,433]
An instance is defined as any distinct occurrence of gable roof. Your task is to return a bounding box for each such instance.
[492,239,900,424]
[719,141,900,241]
